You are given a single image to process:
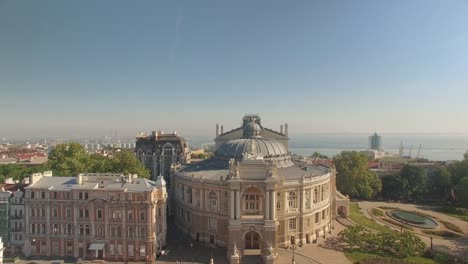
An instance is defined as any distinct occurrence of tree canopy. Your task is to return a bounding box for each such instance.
[334,151,382,199]
[2,143,150,180]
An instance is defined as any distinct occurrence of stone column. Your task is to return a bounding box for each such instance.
[265,191,270,220]
[271,190,276,220]
[235,190,241,219]
[230,191,235,219]
[200,189,205,210]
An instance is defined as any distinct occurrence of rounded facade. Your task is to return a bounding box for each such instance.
[170,118,336,260]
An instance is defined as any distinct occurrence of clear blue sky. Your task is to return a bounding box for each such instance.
[1,0,468,138]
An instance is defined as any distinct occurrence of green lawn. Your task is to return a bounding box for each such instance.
[345,249,439,264]
[435,207,468,222]
[349,203,393,233]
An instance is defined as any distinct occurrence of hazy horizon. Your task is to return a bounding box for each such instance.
[1,1,468,135]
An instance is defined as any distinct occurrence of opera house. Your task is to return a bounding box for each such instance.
[170,115,349,263]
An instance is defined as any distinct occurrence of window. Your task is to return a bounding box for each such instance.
[187,187,192,203]
[53,192,58,199]
[305,190,311,210]
[140,227,146,238]
[66,208,72,218]
[41,208,45,217]
[85,192,89,200]
[128,244,134,257]
[117,244,122,256]
[53,207,58,217]
[313,187,318,203]
[128,227,134,238]
[110,244,115,256]
[288,192,297,208]
[244,193,260,215]
[113,211,121,220]
[208,191,217,209]
[85,209,89,218]
[31,208,35,217]
[53,224,58,234]
[276,201,281,210]
[97,209,103,220]
[128,211,133,221]
[41,224,46,233]
[140,211,145,221]
[31,192,35,199]
[307,218,310,227]
[139,245,146,258]
[67,224,72,235]
[66,242,73,255]
[41,192,45,199]
[315,212,319,223]
[31,224,35,234]
[79,192,83,200]
[289,218,297,230]
[79,225,84,235]
[208,217,217,231]
[85,225,90,235]
[322,209,326,220]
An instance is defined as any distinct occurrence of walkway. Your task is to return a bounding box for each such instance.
[358,201,468,261]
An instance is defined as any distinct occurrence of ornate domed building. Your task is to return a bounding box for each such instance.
[170,115,348,264]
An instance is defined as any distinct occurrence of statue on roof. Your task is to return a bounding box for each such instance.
[229,158,239,178]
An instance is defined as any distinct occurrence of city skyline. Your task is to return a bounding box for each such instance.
[1,0,468,136]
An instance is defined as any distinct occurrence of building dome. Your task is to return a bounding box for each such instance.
[215,137,288,159]
[243,119,262,138]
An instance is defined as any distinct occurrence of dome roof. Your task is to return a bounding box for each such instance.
[216,137,288,159]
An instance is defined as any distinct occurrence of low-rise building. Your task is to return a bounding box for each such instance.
[23,171,167,263]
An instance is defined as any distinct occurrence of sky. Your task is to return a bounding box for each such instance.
[1,0,468,138]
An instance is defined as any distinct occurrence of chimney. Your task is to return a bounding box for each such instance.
[285,123,288,137]
[280,124,283,134]
[216,124,219,137]
[221,125,224,134]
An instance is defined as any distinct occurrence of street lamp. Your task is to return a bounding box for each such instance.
[291,244,296,264]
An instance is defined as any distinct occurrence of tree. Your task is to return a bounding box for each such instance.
[381,174,408,200]
[312,152,329,159]
[399,165,428,200]
[429,167,452,201]
[0,163,49,182]
[454,177,468,207]
[48,143,90,176]
[334,151,382,199]
[108,150,150,178]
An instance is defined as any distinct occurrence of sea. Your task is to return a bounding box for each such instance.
[289,134,468,161]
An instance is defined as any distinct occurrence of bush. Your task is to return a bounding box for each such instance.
[372,208,384,217]
[341,226,425,258]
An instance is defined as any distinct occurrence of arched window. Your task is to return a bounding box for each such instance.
[288,192,297,208]
[242,187,263,215]
[313,187,318,203]
[163,143,174,156]
[305,190,311,210]
[208,191,217,209]
[137,149,142,155]
[146,150,152,155]
[187,187,192,204]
